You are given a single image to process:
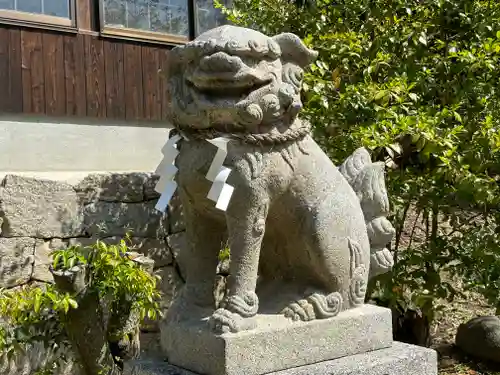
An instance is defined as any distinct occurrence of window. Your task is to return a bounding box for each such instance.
[100,0,230,44]
[0,0,74,28]
[194,0,230,36]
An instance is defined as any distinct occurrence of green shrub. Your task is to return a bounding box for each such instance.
[0,236,161,374]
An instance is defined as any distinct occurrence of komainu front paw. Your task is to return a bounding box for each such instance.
[209,308,257,334]
[221,291,259,318]
[208,291,259,334]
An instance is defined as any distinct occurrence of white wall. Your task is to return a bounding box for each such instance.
[0,114,171,183]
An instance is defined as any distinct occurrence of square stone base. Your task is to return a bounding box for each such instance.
[161,305,393,375]
[124,341,438,375]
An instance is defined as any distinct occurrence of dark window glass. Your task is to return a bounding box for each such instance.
[17,0,43,13]
[103,0,189,37]
[44,0,70,17]
[194,0,230,36]
[1,0,71,18]
[0,0,14,11]
[103,0,127,27]
[102,0,228,39]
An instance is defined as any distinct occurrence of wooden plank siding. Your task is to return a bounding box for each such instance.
[43,33,66,116]
[63,33,87,117]
[85,36,106,117]
[104,41,125,118]
[123,43,144,120]
[0,24,172,122]
[22,29,45,114]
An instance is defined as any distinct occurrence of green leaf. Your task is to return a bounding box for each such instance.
[62,299,70,314]
[374,90,387,101]
[68,298,78,309]
[34,293,42,313]
[52,254,61,269]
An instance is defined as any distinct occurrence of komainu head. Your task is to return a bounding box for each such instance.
[167,25,318,134]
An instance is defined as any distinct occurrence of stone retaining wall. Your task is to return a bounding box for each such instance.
[0,173,189,374]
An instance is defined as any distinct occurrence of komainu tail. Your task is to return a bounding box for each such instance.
[339,148,396,279]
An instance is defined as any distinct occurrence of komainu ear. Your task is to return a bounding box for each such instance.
[272,33,318,68]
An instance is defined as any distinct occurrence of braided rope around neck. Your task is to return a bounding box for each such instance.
[171,121,311,146]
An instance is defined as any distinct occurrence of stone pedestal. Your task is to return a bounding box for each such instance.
[163,305,392,375]
[124,305,438,375]
[124,341,437,375]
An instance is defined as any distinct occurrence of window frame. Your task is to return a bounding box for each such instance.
[98,0,229,45]
[0,0,77,32]
[98,0,192,45]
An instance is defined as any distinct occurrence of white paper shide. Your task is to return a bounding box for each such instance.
[154,134,182,212]
[154,134,234,213]
[205,137,234,211]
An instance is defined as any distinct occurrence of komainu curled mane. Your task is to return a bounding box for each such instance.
[162,25,395,336]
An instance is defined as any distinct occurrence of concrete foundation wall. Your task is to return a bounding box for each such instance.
[0,115,171,177]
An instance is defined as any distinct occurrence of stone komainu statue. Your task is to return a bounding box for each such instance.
[163,25,395,335]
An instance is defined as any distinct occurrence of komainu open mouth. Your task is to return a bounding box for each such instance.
[186,77,273,99]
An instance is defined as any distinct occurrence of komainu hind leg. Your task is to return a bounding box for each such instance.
[281,291,343,321]
[281,238,368,322]
[348,238,368,308]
